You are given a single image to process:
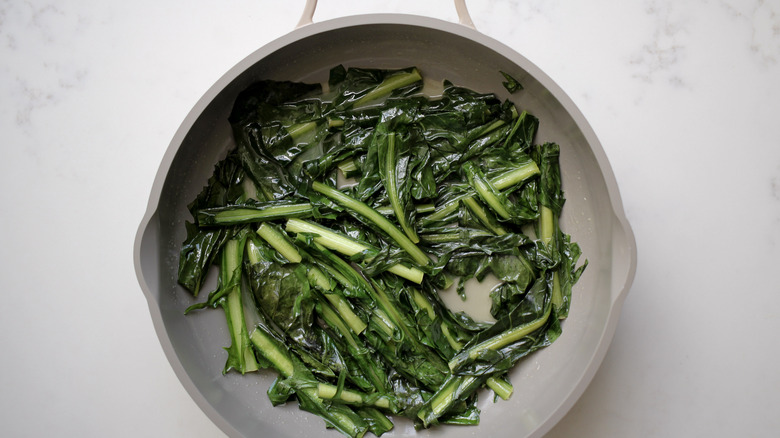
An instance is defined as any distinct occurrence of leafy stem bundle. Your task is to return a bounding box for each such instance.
[177,65,587,437]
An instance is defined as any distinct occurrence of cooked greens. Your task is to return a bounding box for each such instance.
[177,65,587,437]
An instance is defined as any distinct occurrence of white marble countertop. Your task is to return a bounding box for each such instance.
[2,0,778,436]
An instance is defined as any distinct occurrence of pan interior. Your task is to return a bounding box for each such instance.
[150,17,620,438]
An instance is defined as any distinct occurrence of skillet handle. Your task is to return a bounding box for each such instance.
[454,0,476,28]
[296,0,476,29]
[296,0,317,27]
